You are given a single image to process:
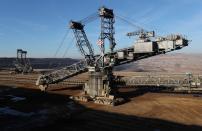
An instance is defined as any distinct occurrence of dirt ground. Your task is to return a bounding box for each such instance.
[1,71,202,131]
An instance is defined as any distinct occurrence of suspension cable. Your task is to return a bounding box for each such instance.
[53,29,70,58]
[62,36,75,58]
[51,36,76,70]
[79,12,99,25]
[115,14,146,31]
[46,29,70,70]
[115,13,163,38]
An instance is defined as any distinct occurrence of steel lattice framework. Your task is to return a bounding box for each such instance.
[14,49,33,74]
[36,7,191,105]
[69,21,95,65]
[99,7,116,52]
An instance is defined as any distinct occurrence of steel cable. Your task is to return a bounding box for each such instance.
[62,36,75,58]
[53,29,70,58]
[115,13,163,38]
[79,12,99,25]
[115,14,146,31]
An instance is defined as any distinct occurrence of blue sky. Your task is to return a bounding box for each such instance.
[0,0,202,58]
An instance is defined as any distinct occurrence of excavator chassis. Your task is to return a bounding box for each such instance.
[70,70,124,106]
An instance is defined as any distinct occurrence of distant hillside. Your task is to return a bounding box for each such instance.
[115,53,202,73]
[1,53,202,73]
[0,58,79,69]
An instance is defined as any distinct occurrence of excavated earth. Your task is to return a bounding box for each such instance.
[0,70,202,131]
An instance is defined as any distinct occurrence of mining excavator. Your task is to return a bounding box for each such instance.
[36,7,190,105]
[14,49,33,74]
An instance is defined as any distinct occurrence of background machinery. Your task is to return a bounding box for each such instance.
[36,7,189,105]
[14,49,33,74]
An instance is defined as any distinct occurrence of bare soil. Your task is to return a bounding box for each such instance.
[1,71,202,131]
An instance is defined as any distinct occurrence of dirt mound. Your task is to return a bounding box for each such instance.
[115,53,202,73]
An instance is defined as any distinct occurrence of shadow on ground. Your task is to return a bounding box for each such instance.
[0,85,202,131]
[117,86,168,100]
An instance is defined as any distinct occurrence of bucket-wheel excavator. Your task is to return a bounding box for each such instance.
[14,49,33,74]
[36,7,189,105]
